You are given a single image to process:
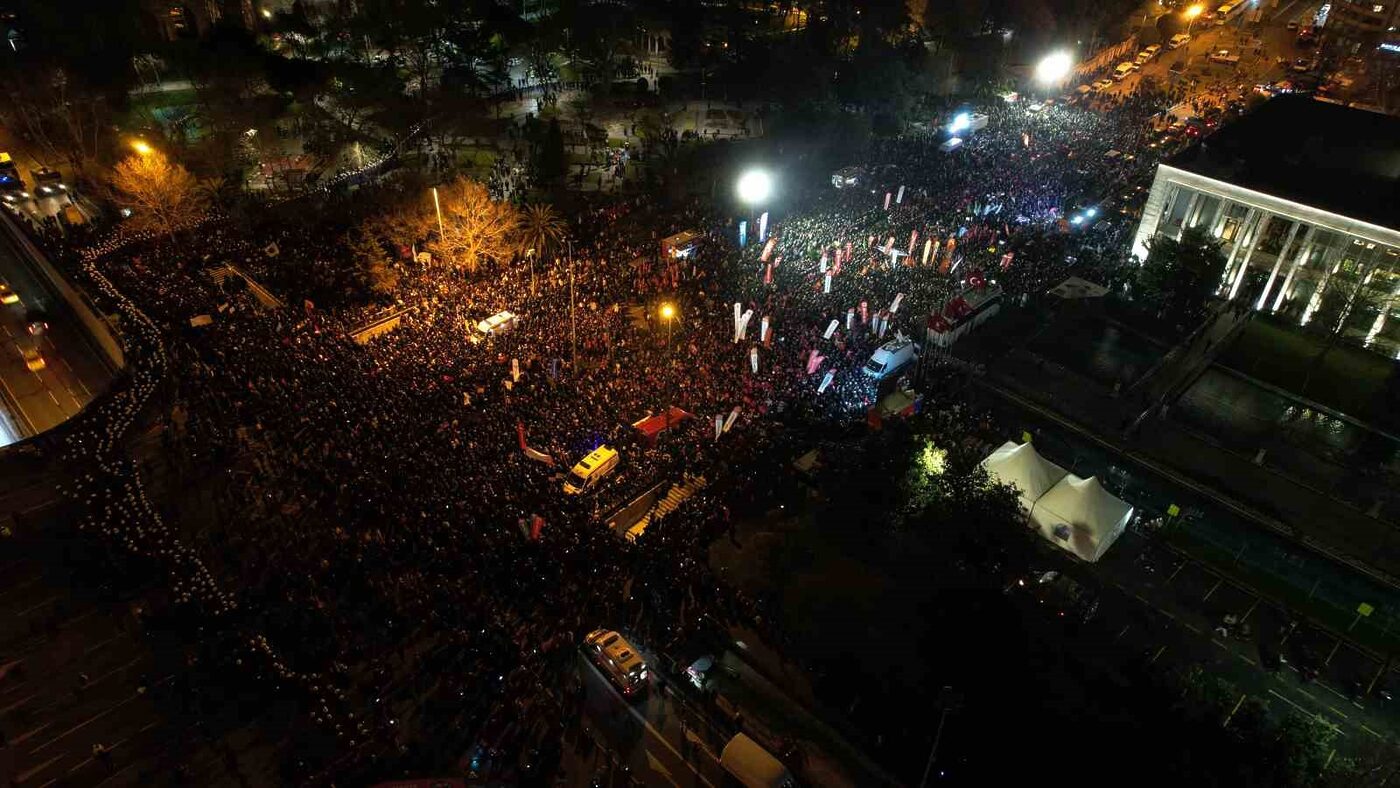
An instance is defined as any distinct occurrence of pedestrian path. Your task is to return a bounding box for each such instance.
[626,475,707,542]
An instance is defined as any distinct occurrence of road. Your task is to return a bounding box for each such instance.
[1097,0,1321,103]
[0,215,112,443]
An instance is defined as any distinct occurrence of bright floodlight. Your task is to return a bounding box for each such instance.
[1035,51,1074,86]
[736,169,772,205]
[948,112,971,134]
[1184,4,1205,19]
[660,303,676,320]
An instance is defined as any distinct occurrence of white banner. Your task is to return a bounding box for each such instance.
[724,407,740,433]
[749,346,759,374]
[735,309,753,342]
[883,192,891,210]
[715,413,724,440]
[819,255,827,274]
[846,307,855,331]
[823,319,838,340]
[896,185,905,204]
[922,238,933,266]
[733,302,742,338]
[759,211,769,242]
[760,316,770,343]
[890,293,905,314]
[818,369,835,394]
[511,357,521,382]
[823,274,832,294]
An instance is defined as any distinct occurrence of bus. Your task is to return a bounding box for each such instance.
[584,629,648,698]
[1215,0,1247,24]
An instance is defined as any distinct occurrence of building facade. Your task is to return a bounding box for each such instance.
[1131,98,1400,355]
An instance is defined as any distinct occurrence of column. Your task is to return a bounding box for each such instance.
[1219,207,1259,294]
[1208,198,1230,238]
[1272,225,1316,312]
[1175,192,1201,240]
[1228,212,1271,301]
[1254,220,1300,310]
[1301,243,1342,325]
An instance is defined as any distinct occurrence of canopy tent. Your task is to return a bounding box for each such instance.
[981,441,1068,513]
[1029,475,1133,563]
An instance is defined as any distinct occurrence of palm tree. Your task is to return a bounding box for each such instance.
[518,203,567,294]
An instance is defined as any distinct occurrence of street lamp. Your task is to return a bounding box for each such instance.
[130,139,154,156]
[660,302,676,349]
[735,169,772,205]
[1034,51,1074,87]
[1184,3,1204,33]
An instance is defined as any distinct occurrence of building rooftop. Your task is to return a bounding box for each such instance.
[1166,95,1400,231]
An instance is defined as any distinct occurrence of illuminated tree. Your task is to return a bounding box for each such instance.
[425,177,519,274]
[110,150,208,241]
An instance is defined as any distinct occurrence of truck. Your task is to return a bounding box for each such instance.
[719,734,795,788]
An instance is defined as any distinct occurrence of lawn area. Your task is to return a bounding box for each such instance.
[1218,316,1398,426]
[125,88,199,126]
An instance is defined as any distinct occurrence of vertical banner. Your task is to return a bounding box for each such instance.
[511,357,521,382]
[909,230,918,256]
[760,316,770,343]
[735,309,754,342]
[516,421,527,451]
[739,220,748,247]
[723,407,740,433]
[922,238,933,266]
[823,274,832,294]
[890,293,905,314]
[877,312,890,339]
[758,211,769,243]
[883,237,895,255]
[764,262,773,285]
[883,192,891,211]
[846,307,855,331]
[818,369,835,394]
[1001,251,1015,271]
[733,302,742,340]
[819,256,827,274]
[823,319,839,340]
[749,346,758,374]
[860,301,869,324]
[896,185,905,204]
[806,349,825,374]
[715,414,724,440]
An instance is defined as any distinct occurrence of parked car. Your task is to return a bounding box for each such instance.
[0,282,19,305]
[1208,50,1241,65]
[1169,33,1192,49]
[1092,78,1115,92]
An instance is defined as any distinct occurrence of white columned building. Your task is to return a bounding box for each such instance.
[1131,96,1400,354]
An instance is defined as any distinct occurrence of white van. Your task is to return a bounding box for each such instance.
[720,734,795,788]
[1112,62,1136,81]
[474,310,518,336]
[1169,33,1192,50]
[863,337,916,380]
[563,445,620,495]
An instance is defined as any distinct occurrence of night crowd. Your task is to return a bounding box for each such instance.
[34,90,1171,783]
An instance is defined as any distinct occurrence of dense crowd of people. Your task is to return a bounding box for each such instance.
[39,90,1174,782]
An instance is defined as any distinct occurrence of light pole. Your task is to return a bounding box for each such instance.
[526,247,537,295]
[1184,3,1204,34]
[568,239,577,369]
[660,302,676,349]
[130,139,155,157]
[432,186,445,241]
[1033,50,1074,90]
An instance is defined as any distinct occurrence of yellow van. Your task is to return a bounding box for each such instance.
[563,445,619,495]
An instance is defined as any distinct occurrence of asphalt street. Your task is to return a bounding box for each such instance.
[0,216,112,442]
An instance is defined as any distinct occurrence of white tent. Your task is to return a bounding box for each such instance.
[1029,475,1133,563]
[981,441,1068,513]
